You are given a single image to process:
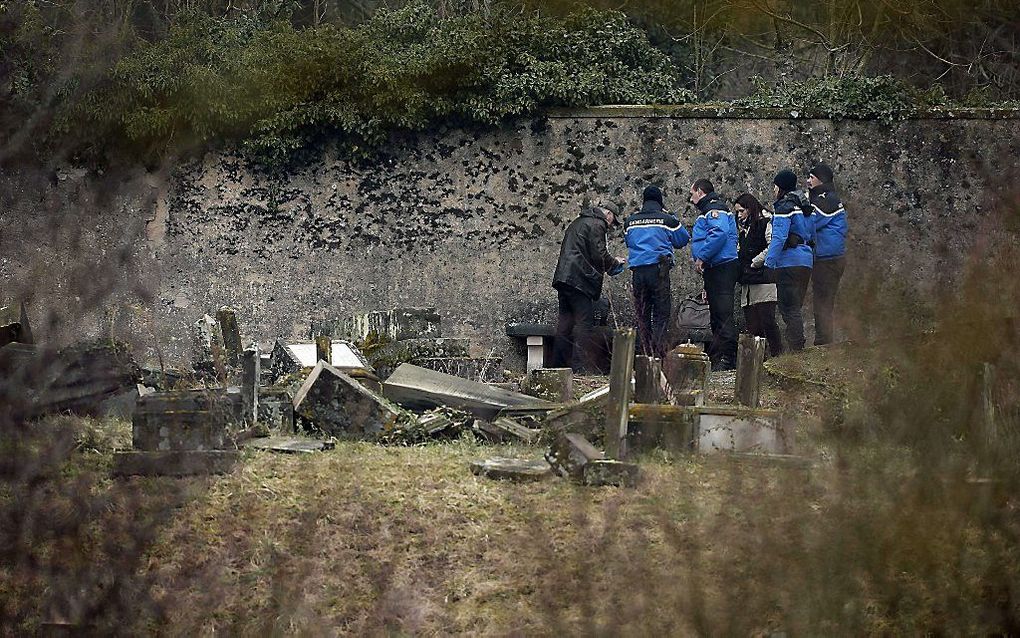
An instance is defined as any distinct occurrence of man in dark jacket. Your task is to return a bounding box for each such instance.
[625,186,691,358]
[807,163,848,345]
[689,179,740,370]
[552,200,626,372]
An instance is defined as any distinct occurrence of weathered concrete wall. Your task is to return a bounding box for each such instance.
[2,109,1019,368]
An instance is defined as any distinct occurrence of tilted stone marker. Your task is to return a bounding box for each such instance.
[474,416,542,444]
[470,457,553,482]
[523,367,573,402]
[546,432,605,480]
[605,328,636,460]
[382,363,551,419]
[734,334,766,407]
[293,361,402,438]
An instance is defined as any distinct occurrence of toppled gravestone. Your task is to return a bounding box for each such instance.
[0,340,140,420]
[545,432,639,487]
[470,457,554,482]
[473,416,542,444]
[378,406,474,445]
[383,363,551,420]
[243,436,335,454]
[293,361,402,439]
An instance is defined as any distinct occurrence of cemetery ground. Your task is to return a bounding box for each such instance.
[4,342,1018,635]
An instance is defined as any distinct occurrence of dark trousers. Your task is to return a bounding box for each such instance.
[744,301,784,358]
[703,259,740,365]
[777,266,812,351]
[553,287,596,372]
[632,263,671,358]
[812,256,845,346]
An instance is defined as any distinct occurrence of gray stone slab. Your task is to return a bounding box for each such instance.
[523,368,573,402]
[413,357,505,383]
[383,363,550,419]
[243,436,334,454]
[133,390,242,451]
[293,361,402,438]
[546,432,604,480]
[112,450,240,476]
[469,457,554,482]
[696,408,790,454]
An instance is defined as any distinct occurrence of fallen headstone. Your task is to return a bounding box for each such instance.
[469,457,553,482]
[473,416,542,444]
[112,450,240,476]
[546,432,605,480]
[243,436,335,454]
[378,406,474,444]
[293,361,402,439]
[382,363,551,419]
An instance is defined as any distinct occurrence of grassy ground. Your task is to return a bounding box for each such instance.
[2,343,1018,635]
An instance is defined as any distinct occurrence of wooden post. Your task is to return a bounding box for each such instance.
[734,334,766,407]
[605,328,636,460]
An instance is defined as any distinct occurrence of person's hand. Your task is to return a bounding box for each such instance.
[694,259,704,274]
[609,259,626,276]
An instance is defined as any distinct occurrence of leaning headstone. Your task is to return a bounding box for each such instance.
[605,328,636,460]
[734,334,766,407]
[240,344,260,426]
[523,368,573,402]
[216,307,242,368]
[192,314,225,377]
[546,432,605,480]
[293,361,402,439]
[469,457,553,482]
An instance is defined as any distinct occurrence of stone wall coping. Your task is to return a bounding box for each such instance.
[546,104,1020,120]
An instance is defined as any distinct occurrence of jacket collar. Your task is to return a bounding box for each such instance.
[809,182,837,198]
[639,199,664,215]
[695,192,722,214]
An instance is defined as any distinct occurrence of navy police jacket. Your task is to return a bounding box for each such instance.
[765,191,814,269]
[624,200,690,268]
[809,183,848,260]
[691,193,738,269]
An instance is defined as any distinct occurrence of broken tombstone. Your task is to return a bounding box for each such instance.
[546,432,604,480]
[192,314,226,378]
[469,457,554,482]
[243,436,335,454]
[378,406,474,445]
[734,334,766,407]
[662,344,710,406]
[258,386,295,433]
[472,416,543,444]
[293,361,402,439]
[382,363,551,420]
[215,306,242,368]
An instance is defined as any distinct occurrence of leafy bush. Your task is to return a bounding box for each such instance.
[56,3,693,166]
[734,74,952,122]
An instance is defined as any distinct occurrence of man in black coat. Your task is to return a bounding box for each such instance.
[551,200,626,372]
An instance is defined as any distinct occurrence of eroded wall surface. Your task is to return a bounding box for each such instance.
[2,112,1018,367]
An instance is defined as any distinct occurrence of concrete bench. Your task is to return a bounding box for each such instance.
[506,323,556,372]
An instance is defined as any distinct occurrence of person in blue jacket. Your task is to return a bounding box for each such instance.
[624,185,690,358]
[765,169,814,351]
[689,179,740,370]
[807,163,848,345]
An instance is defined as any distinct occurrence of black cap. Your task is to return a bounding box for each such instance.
[774,169,797,193]
[642,185,663,205]
[809,163,834,184]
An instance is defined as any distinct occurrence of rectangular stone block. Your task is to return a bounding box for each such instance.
[258,387,295,432]
[112,450,240,476]
[628,404,697,452]
[132,390,242,451]
[293,361,402,439]
[696,407,789,454]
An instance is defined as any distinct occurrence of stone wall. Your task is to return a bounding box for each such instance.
[2,108,1019,369]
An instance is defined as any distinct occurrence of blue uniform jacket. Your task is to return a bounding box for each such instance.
[624,200,690,268]
[809,184,848,260]
[691,193,738,269]
[765,191,814,269]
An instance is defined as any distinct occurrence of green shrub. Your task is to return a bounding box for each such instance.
[56,3,693,166]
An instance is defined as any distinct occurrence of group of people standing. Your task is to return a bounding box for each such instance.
[551,164,848,372]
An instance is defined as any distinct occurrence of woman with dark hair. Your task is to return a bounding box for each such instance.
[734,193,783,357]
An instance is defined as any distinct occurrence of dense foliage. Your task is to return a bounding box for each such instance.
[49,3,693,165]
